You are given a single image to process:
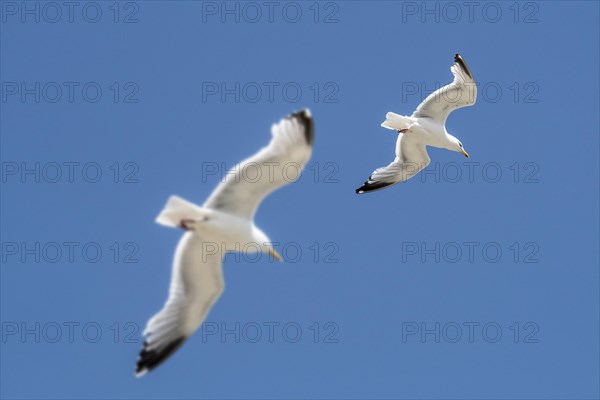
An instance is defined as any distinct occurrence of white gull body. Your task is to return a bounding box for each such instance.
[356,54,477,194]
[136,110,314,376]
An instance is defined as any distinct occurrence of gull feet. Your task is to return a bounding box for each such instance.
[178,219,196,231]
[397,124,414,134]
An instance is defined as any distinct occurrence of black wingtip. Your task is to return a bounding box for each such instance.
[135,337,187,377]
[454,53,473,79]
[290,109,314,146]
[355,178,399,194]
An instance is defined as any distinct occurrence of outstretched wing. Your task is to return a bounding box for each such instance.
[356,134,430,194]
[136,233,224,377]
[412,54,477,124]
[203,110,314,219]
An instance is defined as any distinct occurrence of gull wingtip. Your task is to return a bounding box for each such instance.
[290,109,314,146]
[453,53,473,79]
[135,337,187,377]
[355,179,398,194]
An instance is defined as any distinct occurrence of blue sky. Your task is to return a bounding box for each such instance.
[1,1,598,399]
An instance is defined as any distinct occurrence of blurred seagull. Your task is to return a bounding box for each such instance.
[356,54,477,194]
[136,110,314,377]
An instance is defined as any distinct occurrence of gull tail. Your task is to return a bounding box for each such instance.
[155,195,209,228]
[381,112,415,131]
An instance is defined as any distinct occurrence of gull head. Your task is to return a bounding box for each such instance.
[252,226,283,262]
[447,135,470,158]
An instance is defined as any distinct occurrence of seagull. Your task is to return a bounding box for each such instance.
[136,110,314,377]
[356,54,477,194]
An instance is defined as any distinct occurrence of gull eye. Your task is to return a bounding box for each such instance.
[459,143,463,147]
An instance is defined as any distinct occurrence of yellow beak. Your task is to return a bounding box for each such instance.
[268,248,283,262]
[460,148,470,158]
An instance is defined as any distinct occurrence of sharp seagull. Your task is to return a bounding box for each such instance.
[356,54,477,194]
[136,110,314,377]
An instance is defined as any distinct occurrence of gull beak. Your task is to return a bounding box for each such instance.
[460,148,470,158]
[268,248,283,262]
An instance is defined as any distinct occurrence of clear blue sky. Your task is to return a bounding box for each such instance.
[1,1,598,399]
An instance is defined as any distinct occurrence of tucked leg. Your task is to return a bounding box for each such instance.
[178,219,197,231]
